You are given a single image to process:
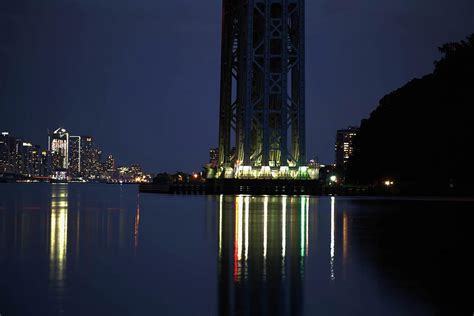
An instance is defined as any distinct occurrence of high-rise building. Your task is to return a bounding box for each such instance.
[97,150,105,179]
[216,0,307,179]
[104,154,117,181]
[80,136,103,180]
[13,142,37,176]
[80,136,93,179]
[16,141,30,176]
[9,138,21,174]
[40,150,51,177]
[6,134,20,174]
[48,128,69,175]
[209,148,219,167]
[335,126,359,170]
[105,154,115,170]
[69,136,81,178]
[0,133,9,162]
[0,132,12,173]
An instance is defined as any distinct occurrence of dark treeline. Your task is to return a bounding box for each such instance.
[347,34,474,194]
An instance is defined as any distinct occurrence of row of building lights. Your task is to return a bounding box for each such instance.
[0,128,151,183]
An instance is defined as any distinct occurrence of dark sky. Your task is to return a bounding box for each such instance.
[1,0,473,172]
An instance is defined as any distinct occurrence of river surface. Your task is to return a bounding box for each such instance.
[0,184,472,315]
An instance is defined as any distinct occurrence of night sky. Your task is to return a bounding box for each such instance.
[1,0,473,172]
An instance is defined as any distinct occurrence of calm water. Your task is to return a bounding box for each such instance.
[0,184,473,315]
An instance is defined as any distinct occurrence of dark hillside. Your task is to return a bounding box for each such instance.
[346,34,474,194]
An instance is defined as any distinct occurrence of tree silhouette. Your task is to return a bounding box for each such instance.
[346,33,474,194]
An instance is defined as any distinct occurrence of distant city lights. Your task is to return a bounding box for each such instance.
[0,128,151,183]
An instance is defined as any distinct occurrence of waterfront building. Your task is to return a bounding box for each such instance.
[68,136,82,178]
[102,154,115,181]
[105,154,115,170]
[9,138,21,174]
[40,150,51,177]
[0,133,24,174]
[335,126,358,170]
[48,128,69,177]
[0,132,11,172]
[80,136,100,180]
[15,140,29,176]
[11,142,40,177]
[117,164,151,183]
[216,0,311,179]
[0,132,9,159]
[30,144,42,177]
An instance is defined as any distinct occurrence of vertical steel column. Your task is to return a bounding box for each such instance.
[243,0,255,166]
[236,3,245,164]
[297,0,306,165]
[262,0,271,166]
[218,0,235,166]
[280,0,289,166]
[218,0,306,174]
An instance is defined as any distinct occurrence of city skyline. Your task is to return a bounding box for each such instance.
[1,0,474,172]
[0,127,151,182]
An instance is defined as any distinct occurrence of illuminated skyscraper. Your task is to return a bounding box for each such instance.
[16,142,34,176]
[29,144,42,176]
[68,136,81,178]
[0,132,10,172]
[80,136,105,180]
[80,136,95,179]
[335,126,358,170]
[49,128,69,175]
[41,150,51,177]
[217,0,306,179]
[105,154,115,170]
[1,132,42,176]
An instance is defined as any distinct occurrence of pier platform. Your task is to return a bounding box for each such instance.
[139,179,374,196]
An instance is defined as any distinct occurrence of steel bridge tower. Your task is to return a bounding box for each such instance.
[217,0,306,178]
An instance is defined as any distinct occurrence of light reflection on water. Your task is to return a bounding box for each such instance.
[218,195,311,316]
[330,196,336,281]
[49,184,69,301]
[0,184,472,315]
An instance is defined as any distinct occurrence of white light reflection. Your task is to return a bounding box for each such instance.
[244,196,249,261]
[134,199,140,249]
[50,185,68,286]
[306,196,309,256]
[263,196,268,259]
[282,196,287,258]
[237,195,243,261]
[281,196,287,279]
[233,196,251,282]
[219,195,223,258]
[233,197,239,282]
[330,196,336,281]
